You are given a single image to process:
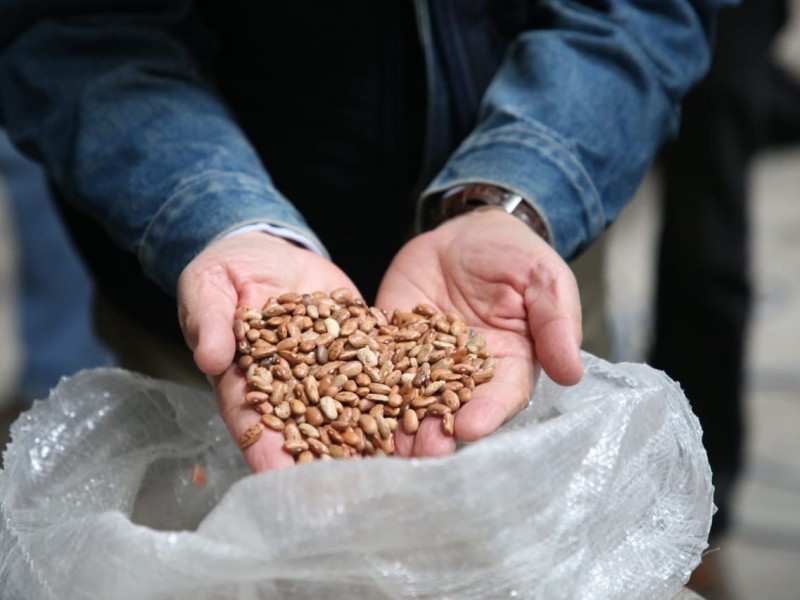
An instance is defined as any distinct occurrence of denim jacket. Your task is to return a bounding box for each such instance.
[0,0,734,296]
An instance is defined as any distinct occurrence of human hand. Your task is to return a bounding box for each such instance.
[176,231,358,472]
[376,208,583,458]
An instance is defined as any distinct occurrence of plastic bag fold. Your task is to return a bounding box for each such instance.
[0,353,713,599]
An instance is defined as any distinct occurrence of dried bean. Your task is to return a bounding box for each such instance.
[233,289,495,461]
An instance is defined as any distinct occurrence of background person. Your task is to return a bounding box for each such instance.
[0,0,733,471]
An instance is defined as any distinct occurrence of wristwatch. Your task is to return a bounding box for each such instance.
[423,183,551,243]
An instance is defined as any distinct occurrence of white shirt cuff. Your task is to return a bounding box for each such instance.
[221,223,326,257]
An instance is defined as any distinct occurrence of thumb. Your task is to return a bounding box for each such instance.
[524,257,583,385]
[178,263,239,377]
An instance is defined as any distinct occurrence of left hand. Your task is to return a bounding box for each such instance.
[176,231,360,472]
[376,208,584,458]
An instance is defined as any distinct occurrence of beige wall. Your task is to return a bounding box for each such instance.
[0,179,21,405]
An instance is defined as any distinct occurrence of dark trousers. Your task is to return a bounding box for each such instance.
[649,0,796,536]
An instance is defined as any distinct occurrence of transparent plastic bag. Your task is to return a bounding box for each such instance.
[0,353,713,599]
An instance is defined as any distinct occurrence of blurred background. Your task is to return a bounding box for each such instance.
[603,2,800,597]
[1,2,799,599]
[606,145,800,600]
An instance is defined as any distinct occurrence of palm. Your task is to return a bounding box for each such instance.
[177,232,358,471]
[376,209,582,457]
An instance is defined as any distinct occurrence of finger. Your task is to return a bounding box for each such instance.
[214,365,295,472]
[178,266,239,377]
[454,368,532,442]
[411,415,457,457]
[393,427,415,457]
[524,258,583,385]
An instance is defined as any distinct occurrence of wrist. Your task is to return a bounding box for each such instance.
[422,183,551,243]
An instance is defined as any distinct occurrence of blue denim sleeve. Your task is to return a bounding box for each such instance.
[422,0,737,260]
[0,1,326,297]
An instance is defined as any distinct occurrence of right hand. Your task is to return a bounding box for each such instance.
[376,208,583,459]
[176,231,358,472]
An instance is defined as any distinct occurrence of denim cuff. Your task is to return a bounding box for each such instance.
[139,172,325,295]
[420,126,606,260]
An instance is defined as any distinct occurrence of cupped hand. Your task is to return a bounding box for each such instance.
[176,231,357,472]
[376,208,584,458]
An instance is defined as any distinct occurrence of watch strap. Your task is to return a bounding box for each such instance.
[426,184,551,243]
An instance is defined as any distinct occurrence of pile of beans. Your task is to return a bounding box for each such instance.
[233,288,495,463]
